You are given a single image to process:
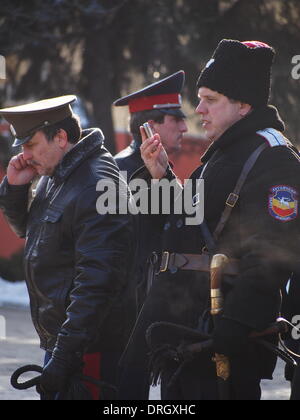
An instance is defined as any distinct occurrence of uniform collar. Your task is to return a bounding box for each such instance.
[201,105,285,163]
[131,138,142,152]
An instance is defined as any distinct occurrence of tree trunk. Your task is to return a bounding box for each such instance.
[82,22,116,154]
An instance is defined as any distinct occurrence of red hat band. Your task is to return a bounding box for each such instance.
[242,41,271,49]
[129,93,181,113]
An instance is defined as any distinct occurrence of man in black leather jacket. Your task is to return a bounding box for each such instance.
[0,95,136,399]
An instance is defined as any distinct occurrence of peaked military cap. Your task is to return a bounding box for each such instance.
[0,95,77,147]
[113,70,186,118]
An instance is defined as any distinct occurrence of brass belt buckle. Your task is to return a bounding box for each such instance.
[226,193,239,208]
[160,251,170,272]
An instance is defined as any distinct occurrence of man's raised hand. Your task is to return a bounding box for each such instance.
[7,154,37,185]
[140,126,169,179]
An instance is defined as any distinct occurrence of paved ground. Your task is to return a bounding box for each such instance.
[0,306,43,400]
[0,305,292,400]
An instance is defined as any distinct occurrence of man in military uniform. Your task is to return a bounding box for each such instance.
[114,72,187,312]
[118,40,300,400]
[0,96,136,399]
[114,70,187,178]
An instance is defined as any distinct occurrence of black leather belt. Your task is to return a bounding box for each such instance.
[159,251,239,276]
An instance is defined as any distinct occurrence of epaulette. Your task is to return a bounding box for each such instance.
[256,128,288,147]
[257,127,300,163]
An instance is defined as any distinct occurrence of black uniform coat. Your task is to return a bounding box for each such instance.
[0,128,136,354]
[118,106,300,399]
[114,139,143,180]
[115,139,162,311]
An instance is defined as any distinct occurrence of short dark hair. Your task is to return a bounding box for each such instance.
[42,114,82,144]
[130,110,165,143]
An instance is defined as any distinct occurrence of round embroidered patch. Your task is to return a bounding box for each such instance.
[268,185,298,222]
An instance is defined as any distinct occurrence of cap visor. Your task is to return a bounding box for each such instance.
[158,108,186,118]
[12,135,32,148]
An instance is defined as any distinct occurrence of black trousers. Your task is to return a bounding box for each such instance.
[161,351,262,400]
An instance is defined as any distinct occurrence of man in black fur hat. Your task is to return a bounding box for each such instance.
[118,39,300,400]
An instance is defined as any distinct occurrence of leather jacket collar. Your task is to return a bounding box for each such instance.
[52,128,105,184]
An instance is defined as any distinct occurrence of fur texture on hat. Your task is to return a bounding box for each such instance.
[197,39,275,107]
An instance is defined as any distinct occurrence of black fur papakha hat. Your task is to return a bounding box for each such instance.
[197,40,275,107]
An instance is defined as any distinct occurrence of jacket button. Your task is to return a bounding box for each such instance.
[164,222,171,231]
[176,219,183,228]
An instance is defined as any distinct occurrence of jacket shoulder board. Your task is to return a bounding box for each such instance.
[256,128,288,147]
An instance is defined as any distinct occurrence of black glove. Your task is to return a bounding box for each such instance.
[284,337,299,381]
[213,318,251,357]
[40,346,83,395]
